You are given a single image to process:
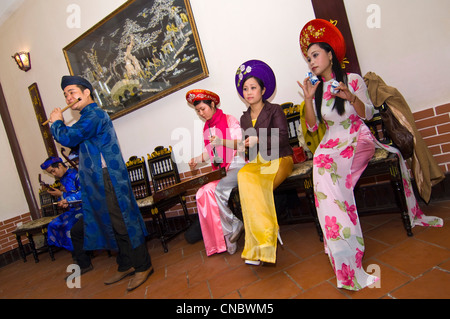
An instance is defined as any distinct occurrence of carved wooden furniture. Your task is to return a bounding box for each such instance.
[282,102,302,148]
[127,147,225,252]
[127,156,152,201]
[38,173,66,217]
[12,178,68,263]
[125,155,163,246]
[153,168,227,203]
[147,146,191,251]
[39,189,60,217]
[12,216,58,263]
[127,152,185,253]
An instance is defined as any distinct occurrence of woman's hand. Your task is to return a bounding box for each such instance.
[209,136,222,146]
[297,77,319,100]
[297,77,319,128]
[332,82,354,102]
[188,157,198,170]
[189,152,208,170]
[333,82,365,117]
[244,136,258,148]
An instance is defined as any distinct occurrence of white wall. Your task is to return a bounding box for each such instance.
[0,0,449,221]
[344,0,450,110]
[0,113,28,216]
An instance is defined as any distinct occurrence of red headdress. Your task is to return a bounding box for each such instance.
[186,89,220,106]
[299,19,346,63]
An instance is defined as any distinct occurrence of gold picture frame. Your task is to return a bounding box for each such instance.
[63,0,208,120]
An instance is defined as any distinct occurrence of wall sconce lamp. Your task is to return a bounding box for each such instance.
[12,51,31,72]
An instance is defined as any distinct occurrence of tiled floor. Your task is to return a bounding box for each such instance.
[1,200,449,299]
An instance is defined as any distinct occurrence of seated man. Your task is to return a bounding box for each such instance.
[41,156,92,275]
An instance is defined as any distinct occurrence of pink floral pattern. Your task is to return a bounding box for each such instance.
[355,248,364,268]
[403,178,412,197]
[340,145,354,159]
[324,215,340,240]
[345,174,352,189]
[344,201,358,225]
[336,263,356,288]
[349,78,360,92]
[320,138,339,149]
[314,153,334,169]
[323,85,333,102]
[349,114,362,134]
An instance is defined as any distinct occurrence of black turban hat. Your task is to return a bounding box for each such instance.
[61,75,93,93]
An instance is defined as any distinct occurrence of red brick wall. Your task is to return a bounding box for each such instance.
[164,165,214,219]
[414,103,450,172]
[0,213,31,254]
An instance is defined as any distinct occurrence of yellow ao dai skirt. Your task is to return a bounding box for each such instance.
[237,154,293,263]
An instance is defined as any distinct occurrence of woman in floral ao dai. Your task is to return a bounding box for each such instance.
[298,41,442,290]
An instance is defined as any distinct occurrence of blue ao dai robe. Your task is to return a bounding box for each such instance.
[51,103,147,250]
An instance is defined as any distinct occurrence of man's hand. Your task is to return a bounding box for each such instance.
[47,187,63,197]
[49,108,64,124]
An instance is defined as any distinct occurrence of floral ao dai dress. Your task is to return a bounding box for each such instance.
[309,73,443,290]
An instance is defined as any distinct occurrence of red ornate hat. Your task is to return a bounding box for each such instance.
[299,19,346,63]
[186,89,220,106]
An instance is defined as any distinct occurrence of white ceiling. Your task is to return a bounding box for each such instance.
[0,0,25,27]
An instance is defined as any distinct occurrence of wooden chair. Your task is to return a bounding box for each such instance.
[147,146,191,240]
[281,102,302,148]
[126,156,152,201]
[126,147,191,252]
[125,156,162,246]
[38,182,63,217]
[148,146,183,192]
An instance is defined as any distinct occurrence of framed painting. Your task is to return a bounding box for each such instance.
[63,0,208,120]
